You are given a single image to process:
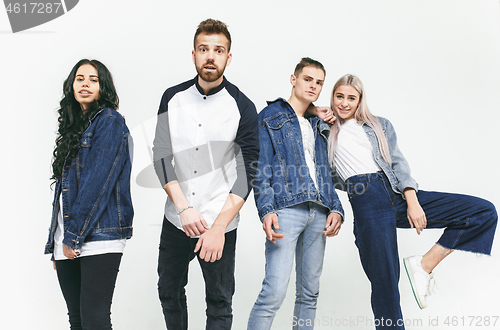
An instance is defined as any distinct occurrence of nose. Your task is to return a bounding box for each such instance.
[82,79,89,87]
[342,98,348,107]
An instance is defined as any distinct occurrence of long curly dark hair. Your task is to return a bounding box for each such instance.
[51,59,119,182]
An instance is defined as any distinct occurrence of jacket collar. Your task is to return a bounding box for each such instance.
[266,98,297,117]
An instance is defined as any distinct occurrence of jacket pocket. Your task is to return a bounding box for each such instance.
[80,132,93,148]
[265,114,291,144]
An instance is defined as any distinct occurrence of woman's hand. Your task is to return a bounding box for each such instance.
[404,188,427,235]
[315,106,336,124]
[62,244,80,259]
[305,105,336,124]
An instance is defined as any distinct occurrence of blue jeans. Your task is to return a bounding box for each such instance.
[157,218,237,330]
[55,253,122,330]
[248,202,328,330]
[347,172,497,330]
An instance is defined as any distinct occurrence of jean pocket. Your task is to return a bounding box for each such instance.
[347,181,369,200]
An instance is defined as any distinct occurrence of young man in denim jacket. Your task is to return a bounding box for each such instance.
[248,58,344,330]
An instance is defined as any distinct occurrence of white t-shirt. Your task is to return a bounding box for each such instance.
[53,194,126,260]
[298,116,318,189]
[334,119,381,181]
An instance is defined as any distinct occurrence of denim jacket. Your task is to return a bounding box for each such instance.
[331,116,418,196]
[254,98,344,221]
[44,108,134,254]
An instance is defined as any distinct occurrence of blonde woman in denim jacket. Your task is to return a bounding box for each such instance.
[45,59,133,329]
[318,74,497,330]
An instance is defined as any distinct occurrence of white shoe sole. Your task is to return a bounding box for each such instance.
[403,257,427,309]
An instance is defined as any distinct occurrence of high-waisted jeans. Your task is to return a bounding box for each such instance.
[347,172,497,330]
[55,253,122,330]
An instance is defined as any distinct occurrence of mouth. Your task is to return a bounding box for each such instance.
[78,90,92,95]
[203,64,217,72]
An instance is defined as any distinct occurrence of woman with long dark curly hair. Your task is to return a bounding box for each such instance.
[44,59,134,329]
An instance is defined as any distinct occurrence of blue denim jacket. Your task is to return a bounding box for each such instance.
[44,108,134,254]
[331,116,418,196]
[254,98,344,221]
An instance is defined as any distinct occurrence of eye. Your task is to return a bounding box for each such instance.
[216,49,223,54]
[91,79,98,83]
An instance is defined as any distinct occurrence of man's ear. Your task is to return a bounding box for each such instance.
[290,74,296,87]
[225,52,232,67]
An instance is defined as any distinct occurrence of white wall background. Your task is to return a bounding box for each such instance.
[1,0,499,329]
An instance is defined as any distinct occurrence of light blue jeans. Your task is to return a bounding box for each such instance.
[248,202,329,330]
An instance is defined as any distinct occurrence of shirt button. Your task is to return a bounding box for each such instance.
[199,124,202,127]
[195,148,199,151]
[203,96,207,100]
[192,192,195,195]
[194,171,197,174]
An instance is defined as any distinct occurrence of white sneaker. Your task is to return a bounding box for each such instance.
[403,256,437,309]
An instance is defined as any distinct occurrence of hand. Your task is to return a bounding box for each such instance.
[180,208,209,237]
[262,213,284,243]
[323,212,342,237]
[62,244,79,259]
[407,201,427,235]
[52,261,57,271]
[194,225,225,262]
[315,106,336,124]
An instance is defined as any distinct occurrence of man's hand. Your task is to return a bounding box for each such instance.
[262,213,284,243]
[180,208,209,237]
[194,225,225,262]
[323,212,342,237]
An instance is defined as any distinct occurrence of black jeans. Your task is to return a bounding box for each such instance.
[55,253,122,330]
[158,218,237,330]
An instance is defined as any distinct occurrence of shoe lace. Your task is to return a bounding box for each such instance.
[426,273,438,296]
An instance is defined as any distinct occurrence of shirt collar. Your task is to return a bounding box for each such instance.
[194,75,228,96]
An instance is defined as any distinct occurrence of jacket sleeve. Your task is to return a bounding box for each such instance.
[331,168,347,192]
[253,118,276,221]
[231,102,259,201]
[62,112,130,250]
[383,118,418,193]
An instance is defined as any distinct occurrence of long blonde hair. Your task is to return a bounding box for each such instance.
[328,74,392,168]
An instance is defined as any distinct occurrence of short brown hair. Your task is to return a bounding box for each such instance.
[194,18,232,51]
[294,57,326,77]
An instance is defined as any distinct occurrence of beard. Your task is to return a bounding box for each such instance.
[195,60,226,83]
